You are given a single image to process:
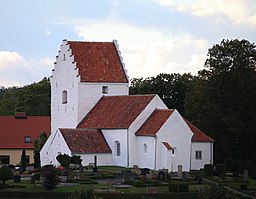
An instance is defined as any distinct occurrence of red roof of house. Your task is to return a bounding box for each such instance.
[77,95,155,129]
[136,109,174,136]
[60,128,111,153]
[0,116,50,149]
[184,119,214,142]
[67,41,128,83]
[162,142,173,150]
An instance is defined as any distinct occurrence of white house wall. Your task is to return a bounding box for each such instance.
[40,130,72,166]
[136,136,155,169]
[191,142,213,170]
[156,110,193,171]
[77,83,128,124]
[77,153,112,166]
[51,41,79,133]
[101,129,128,167]
[128,95,168,167]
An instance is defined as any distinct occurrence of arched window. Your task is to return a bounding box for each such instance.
[143,143,147,154]
[115,141,120,156]
[62,90,67,104]
[172,147,177,155]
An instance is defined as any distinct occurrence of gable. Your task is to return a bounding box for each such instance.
[77,95,155,129]
[0,116,50,149]
[67,41,128,83]
[184,119,214,142]
[60,128,111,153]
[136,109,174,136]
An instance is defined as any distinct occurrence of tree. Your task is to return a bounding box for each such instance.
[130,73,194,115]
[20,149,27,173]
[34,132,48,168]
[41,165,59,190]
[185,39,256,165]
[0,166,13,185]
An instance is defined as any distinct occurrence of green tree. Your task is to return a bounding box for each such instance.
[0,166,13,185]
[130,73,194,115]
[41,166,59,190]
[185,39,256,165]
[20,149,27,173]
[34,132,48,168]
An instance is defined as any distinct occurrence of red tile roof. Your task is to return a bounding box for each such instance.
[67,41,128,83]
[60,128,111,153]
[77,95,155,129]
[184,119,214,142]
[162,142,173,150]
[136,109,174,136]
[0,116,50,149]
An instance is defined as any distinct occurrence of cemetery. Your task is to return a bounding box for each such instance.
[0,161,256,199]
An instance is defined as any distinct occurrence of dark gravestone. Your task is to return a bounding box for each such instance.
[158,171,165,181]
[13,175,21,183]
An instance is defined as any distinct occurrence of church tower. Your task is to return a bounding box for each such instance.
[51,39,129,133]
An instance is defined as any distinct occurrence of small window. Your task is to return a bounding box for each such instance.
[24,136,31,143]
[62,90,67,104]
[143,143,147,154]
[102,86,108,94]
[172,147,177,155]
[63,54,66,61]
[195,150,202,160]
[115,141,120,156]
[0,156,10,164]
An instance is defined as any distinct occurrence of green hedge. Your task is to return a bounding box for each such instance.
[204,164,214,177]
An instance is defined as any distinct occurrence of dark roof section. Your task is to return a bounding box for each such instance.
[136,109,174,136]
[162,142,173,150]
[184,119,214,142]
[0,116,50,149]
[68,41,128,83]
[60,128,111,153]
[77,95,155,129]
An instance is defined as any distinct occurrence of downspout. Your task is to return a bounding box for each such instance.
[210,142,213,164]
[154,135,157,170]
[190,142,192,171]
[127,129,129,167]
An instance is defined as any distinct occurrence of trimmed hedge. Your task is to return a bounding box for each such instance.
[168,182,189,192]
[204,164,214,177]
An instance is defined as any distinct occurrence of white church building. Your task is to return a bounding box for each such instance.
[40,39,214,171]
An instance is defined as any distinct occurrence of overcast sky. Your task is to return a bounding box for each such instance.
[0,0,255,87]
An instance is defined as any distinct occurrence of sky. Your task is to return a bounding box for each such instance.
[0,0,255,87]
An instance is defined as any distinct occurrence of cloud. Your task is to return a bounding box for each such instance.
[58,18,209,79]
[0,51,53,87]
[150,0,256,27]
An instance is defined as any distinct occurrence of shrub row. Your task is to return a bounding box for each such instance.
[168,182,189,192]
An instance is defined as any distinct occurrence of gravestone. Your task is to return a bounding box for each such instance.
[146,173,152,180]
[182,172,189,182]
[158,171,165,181]
[141,168,150,175]
[177,165,182,177]
[243,170,248,181]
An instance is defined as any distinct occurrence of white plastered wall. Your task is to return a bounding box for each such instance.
[40,130,72,166]
[78,153,112,166]
[191,142,213,170]
[128,95,168,167]
[102,129,128,167]
[156,110,194,171]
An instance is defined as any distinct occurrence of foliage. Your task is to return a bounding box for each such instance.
[67,188,102,199]
[185,39,256,167]
[214,164,226,178]
[41,165,59,190]
[56,154,82,168]
[132,180,145,187]
[0,166,13,184]
[20,149,27,173]
[0,77,50,116]
[178,183,189,192]
[34,132,48,168]
[130,73,194,115]
[168,181,179,192]
[204,164,214,177]
[198,183,236,199]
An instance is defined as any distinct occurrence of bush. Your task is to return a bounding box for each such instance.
[34,173,40,180]
[0,166,13,184]
[215,164,226,178]
[204,164,214,177]
[178,183,189,192]
[41,166,59,190]
[168,181,179,192]
[68,188,102,199]
[132,180,145,187]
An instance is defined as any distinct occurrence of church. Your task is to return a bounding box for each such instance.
[40,39,214,171]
